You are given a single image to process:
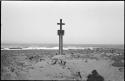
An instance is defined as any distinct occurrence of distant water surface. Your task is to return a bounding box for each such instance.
[1,43,124,49]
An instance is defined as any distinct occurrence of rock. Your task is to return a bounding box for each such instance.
[86,70,104,81]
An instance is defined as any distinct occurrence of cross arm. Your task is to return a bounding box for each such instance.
[57,23,65,25]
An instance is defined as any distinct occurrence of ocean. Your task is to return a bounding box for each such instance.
[1,43,124,50]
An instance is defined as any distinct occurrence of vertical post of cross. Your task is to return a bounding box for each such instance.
[57,19,65,55]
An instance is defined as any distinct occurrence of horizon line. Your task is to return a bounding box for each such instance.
[1,42,124,45]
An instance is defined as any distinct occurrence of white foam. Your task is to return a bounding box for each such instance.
[22,47,59,50]
[1,47,96,50]
[1,48,10,50]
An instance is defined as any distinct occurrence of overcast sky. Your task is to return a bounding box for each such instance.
[1,1,124,44]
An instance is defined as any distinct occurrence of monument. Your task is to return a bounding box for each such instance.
[57,19,65,55]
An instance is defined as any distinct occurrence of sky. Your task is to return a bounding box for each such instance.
[1,1,124,44]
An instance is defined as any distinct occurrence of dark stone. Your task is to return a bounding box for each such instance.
[87,70,104,81]
[77,71,82,79]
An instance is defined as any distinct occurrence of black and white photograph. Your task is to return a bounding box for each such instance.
[1,1,124,81]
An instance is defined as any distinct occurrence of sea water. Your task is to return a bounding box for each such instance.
[1,43,124,50]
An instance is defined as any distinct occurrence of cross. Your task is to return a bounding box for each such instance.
[57,19,65,30]
[57,19,65,55]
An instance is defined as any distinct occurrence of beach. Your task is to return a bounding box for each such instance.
[1,46,124,81]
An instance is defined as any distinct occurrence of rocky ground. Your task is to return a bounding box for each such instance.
[1,48,124,81]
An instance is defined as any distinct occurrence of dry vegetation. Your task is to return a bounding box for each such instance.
[1,48,124,80]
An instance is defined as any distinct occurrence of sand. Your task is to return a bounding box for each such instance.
[26,56,123,81]
[1,50,124,81]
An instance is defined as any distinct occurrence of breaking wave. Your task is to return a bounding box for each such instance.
[1,46,95,50]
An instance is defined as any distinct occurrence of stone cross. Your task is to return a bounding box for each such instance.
[57,19,65,55]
